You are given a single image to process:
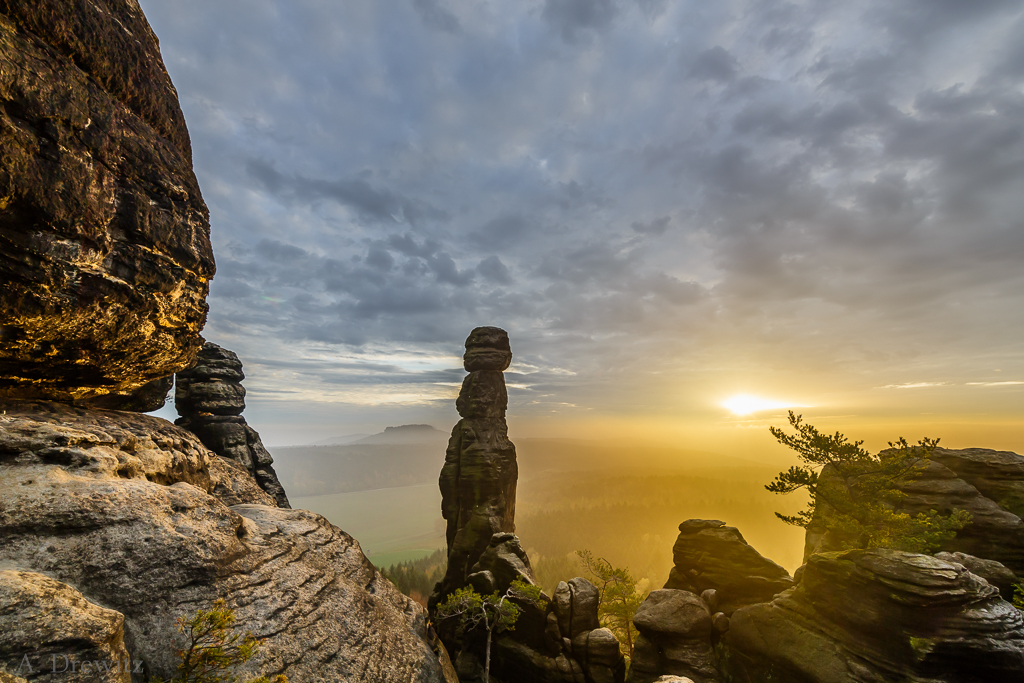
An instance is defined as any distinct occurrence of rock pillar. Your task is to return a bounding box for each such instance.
[174,342,290,507]
[435,327,518,599]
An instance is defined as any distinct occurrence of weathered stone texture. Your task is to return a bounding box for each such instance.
[0,570,132,683]
[726,549,1024,683]
[0,403,446,683]
[626,590,718,683]
[0,0,213,401]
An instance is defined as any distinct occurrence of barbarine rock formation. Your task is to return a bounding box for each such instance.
[431,329,625,682]
[174,342,290,508]
[0,401,449,682]
[0,0,214,402]
[435,327,518,599]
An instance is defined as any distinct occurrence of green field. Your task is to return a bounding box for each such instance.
[291,484,446,566]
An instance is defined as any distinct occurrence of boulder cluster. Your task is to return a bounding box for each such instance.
[174,342,290,508]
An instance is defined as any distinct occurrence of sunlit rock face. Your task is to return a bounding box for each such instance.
[436,327,518,598]
[0,0,213,402]
[804,448,1024,574]
[726,549,1024,683]
[0,401,447,682]
[175,342,291,508]
[665,519,794,615]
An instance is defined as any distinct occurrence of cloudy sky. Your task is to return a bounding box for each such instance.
[141,0,1024,454]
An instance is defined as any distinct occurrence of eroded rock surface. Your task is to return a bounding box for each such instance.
[726,548,1024,683]
[0,0,213,401]
[175,342,290,507]
[0,402,446,682]
[664,520,793,615]
[0,570,131,683]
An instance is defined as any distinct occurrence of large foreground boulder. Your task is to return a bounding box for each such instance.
[0,0,213,402]
[726,548,1024,683]
[664,520,793,614]
[626,590,718,683]
[0,402,447,682]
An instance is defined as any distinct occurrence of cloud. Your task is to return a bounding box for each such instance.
[137,0,1024,424]
[688,46,739,82]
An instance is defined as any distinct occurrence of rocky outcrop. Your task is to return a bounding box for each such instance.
[0,0,213,402]
[935,551,1018,601]
[804,449,1024,575]
[664,520,794,615]
[436,327,517,599]
[0,570,132,683]
[626,590,718,683]
[0,401,447,682]
[726,548,1024,683]
[175,342,290,508]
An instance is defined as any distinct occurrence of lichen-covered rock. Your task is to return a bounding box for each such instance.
[664,520,793,615]
[725,548,1024,683]
[175,343,290,507]
[0,1,213,402]
[626,590,717,683]
[0,570,131,683]
[78,376,174,413]
[0,402,446,682]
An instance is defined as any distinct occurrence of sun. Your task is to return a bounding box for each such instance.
[722,394,791,416]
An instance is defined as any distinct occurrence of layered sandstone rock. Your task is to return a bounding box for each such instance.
[726,549,1024,683]
[0,401,447,682]
[0,0,213,401]
[0,570,132,683]
[664,520,793,615]
[804,448,1024,575]
[436,327,517,599]
[175,342,290,508]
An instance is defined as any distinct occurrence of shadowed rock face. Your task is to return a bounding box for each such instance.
[0,0,213,402]
[0,402,447,683]
[726,549,1024,683]
[436,327,518,599]
[664,520,794,615]
[627,590,718,683]
[175,343,290,508]
[0,570,131,683]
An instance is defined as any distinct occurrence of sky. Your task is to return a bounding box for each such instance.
[141,0,1024,457]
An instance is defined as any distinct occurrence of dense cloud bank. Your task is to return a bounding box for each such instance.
[140,0,1024,427]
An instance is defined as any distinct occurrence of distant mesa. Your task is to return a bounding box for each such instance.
[356,424,447,445]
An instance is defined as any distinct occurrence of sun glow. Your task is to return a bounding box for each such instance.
[722,394,791,416]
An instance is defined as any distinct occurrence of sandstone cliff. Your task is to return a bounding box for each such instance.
[0,0,213,402]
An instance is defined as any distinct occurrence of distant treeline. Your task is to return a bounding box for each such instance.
[380,548,447,606]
